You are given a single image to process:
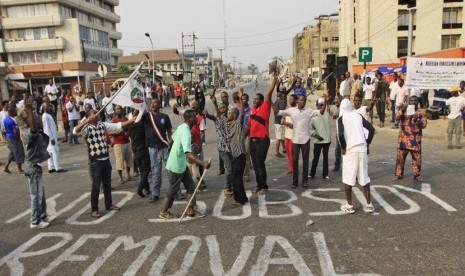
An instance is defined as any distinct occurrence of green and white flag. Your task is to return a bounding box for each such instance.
[111,62,146,112]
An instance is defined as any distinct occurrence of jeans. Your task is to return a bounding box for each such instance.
[244,136,251,177]
[89,159,113,212]
[135,152,151,193]
[250,138,270,190]
[390,100,396,122]
[231,154,248,204]
[376,100,386,123]
[310,142,330,178]
[148,147,168,196]
[25,164,47,225]
[163,92,170,107]
[292,140,310,185]
[218,152,225,173]
[68,119,79,144]
[334,137,341,170]
[447,117,462,146]
[220,151,232,189]
[165,168,196,209]
[394,105,401,127]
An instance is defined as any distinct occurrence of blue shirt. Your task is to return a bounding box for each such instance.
[4,116,18,140]
[294,87,307,98]
[243,106,251,135]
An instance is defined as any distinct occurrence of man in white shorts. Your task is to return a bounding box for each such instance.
[337,99,375,214]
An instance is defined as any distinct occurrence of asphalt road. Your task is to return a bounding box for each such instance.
[0,80,464,275]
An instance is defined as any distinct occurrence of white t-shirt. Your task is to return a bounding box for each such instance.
[101,96,114,115]
[395,86,409,106]
[84,98,96,110]
[389,81,399,100]
[355,106,369,121]
[446,96,465,120]
[339,80,346,97]
[16,100,24,110]
[363,84,375,100]
[145,86,152,99]
[44,84,59,101]
[65,101,79,120]
[0,110,6,132]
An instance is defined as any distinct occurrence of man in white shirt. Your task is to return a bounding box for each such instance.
[44,79,59,120]
[446,86,465,149]
[42,103,66,173]
[101,90,114,121]
[339,74,347,98]
[363,77,375,123]
[84,91,97,111]
[65,96,80,145]
[389,73,399,123]
[337,99,375,214]
[393,78,409,129]
[275,95,328,188]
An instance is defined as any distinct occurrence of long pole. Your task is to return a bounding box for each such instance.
[182,32,185,81]
[318,18,322,82]
[193,32,197,81]
[407,8,415,57]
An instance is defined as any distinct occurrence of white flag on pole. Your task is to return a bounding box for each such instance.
[111,67,146,113]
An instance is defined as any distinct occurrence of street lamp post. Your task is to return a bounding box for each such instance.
[145,33,155,83]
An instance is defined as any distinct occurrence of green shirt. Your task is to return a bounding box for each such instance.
[166,123,192,174]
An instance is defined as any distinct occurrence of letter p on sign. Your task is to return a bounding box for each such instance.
[359,47,373,63]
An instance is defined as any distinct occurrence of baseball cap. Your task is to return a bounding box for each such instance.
[317,98,325,105]
[450,86,459,92]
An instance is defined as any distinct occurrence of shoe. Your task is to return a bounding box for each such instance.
[144,189,151,196]
[232,200,245,206]
[243,175,251,182]
[258,189,268,195]
[41,216,54,223]
[61,139,68,143]
[202,142,206,146]
[91,211,102,218]
[324,176,331,181]
[290,184,298,189]
[217,171,225,175]
[341,204,355,214]
[187,210,206,218]
[30,221,50,229]
[275,153,285,158]
[48,169,56,173]
[456,145,462,149]
[224,188,233,197]
[282,149,286,154]
[133,172,140,177]
[149,195,159,203]
[447,145,453,149]
[286,171,293,175]
[364,203,375,213]
[414,175,423,182]
[302,182,308,188]
[106,205,120,211]
[308,175,314,179]
[137,190,146,198]
[125,176,132,182]
[159,211,177,219]
[56,169,67,173]
[119,179,125,185]
[392,175,402,181]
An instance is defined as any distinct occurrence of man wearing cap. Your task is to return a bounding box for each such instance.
[446,86,465,149]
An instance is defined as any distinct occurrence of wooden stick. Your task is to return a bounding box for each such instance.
[179,158,211,224]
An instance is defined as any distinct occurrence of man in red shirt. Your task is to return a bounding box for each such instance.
[175,83,183,106]
[245,74,278,195]
[110,105,133,184]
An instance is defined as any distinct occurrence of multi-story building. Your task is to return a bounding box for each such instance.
[118,49,191,83]
[0,0,123,100]
[292,17,339,83]
[339,0,465,71]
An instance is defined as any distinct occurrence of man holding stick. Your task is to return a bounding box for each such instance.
[159,110,211,219]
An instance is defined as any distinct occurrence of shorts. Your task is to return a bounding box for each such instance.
[342,148,370,186]
[274,124,285,140]
[114,143,133,170]
[7,138,25,164]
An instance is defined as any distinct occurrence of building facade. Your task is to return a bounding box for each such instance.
[0,0,123,100]
[292,18,339,83]
[339,0,465,70]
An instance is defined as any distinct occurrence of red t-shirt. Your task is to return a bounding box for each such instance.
[176,85,183,96]
[111,116,130,144]
[250,100,271,138]
[190,115,203,145]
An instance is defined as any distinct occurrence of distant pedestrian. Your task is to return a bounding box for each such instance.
[42,103,67,174]
[309,98,331,180]
[65,96,80,145]
[110,105,133,184]
[3,106,25,174]
[337,99,375,214]
[459,81,465,136]
[281,94,297,175]
[374,71,390,128]
[446,87,465,149]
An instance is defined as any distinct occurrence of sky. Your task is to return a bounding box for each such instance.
[116,0,338,72]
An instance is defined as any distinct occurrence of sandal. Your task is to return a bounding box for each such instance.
[4,168,11,174]
[91,211,101,218]
[392,175,402,181]
[159,211,177,219]
[106,205,120,211]
[414,175,423,182]
[187,210,206,218]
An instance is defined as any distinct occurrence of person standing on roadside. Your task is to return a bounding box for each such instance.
[281,94,297,175]
[337,99,375,214]
[101,89,115,122]
[272,89,286,157]
[309,98,331,181]
[374,71,390,128]
[44,79,59,121]
[389,73,399,123]
[3,106,25,174]
[65,95,80,145]
[110,105,133,184]
[393,78,409,129]
[42,103,67,174]
[73,110,136,218]
[59,90,70,143]
[446,87,465,149]
[245,73,278,195]
[241,92,252,183]
[459,81,465,136]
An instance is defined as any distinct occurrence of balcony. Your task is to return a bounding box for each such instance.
[442,23,463,29]
[110,47,123,56]
[0,39,5,53]
[109,29,122,40]
[1,14,64,30]
[60,0,120,23]
[104,0,120,5]
[5,37,66,53]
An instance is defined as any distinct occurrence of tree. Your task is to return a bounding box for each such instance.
[248,64,258,75]
[116,65,130,74]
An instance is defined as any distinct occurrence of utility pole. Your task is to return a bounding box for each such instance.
[407,7,416,56]
[193,32,197,81]
[232,56,237,77]
[238,61,243,78]
[181,32,185,81]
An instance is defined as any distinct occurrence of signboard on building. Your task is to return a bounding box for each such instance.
[406,57,465,89]
[23,70,62,78]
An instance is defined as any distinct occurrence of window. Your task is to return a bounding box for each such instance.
[331,36,339,42]
[323,48,329,53]
[443,8,462,28]
[322,37,329,42]
[441,35,461,49]
[7,4,53,18]
[11,50,59,64]
[398,10,416,30]
[167,64,171,70]
[174,64,178,71]
[18,27,56,40]
[397,36,408,58]
[353,29,356,44]
[79,26,109,47]
[60,5,73,18]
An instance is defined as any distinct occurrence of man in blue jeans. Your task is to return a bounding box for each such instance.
[142,99,172,202]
